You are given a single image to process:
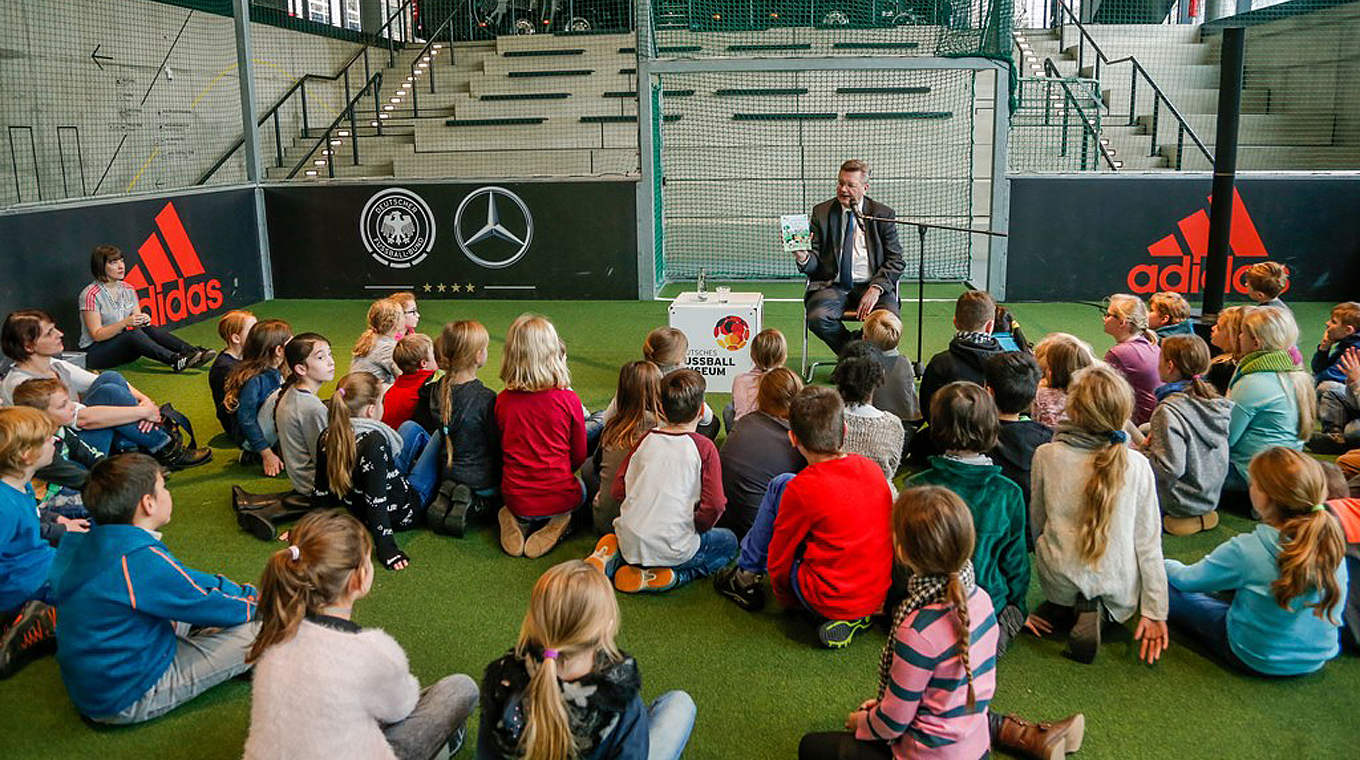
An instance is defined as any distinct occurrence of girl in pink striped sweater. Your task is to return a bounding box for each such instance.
[800,486,1086,760]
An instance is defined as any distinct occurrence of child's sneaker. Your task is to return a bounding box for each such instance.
[1064,594,1104,665]
[0,600,57,679]
[1163,511,1219,536]
[713,566,766,612]
[585,534,622,577]
[523,514,573,559]
[614,566,676,593]
[817,616,874,649]
[498,507,525,557]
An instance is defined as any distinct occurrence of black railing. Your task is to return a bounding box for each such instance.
[7,126,40,203]
[288,73,385,179]
[196,0,417,185]
[1043,58,1118,170]
[56,125,87,198]
[1051,0,1213,169]
[407,13,459,119]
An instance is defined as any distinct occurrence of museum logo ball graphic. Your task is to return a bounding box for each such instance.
[713,315,750,351]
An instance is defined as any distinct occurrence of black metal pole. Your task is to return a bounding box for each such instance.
[916,225,926,371]
[1202,26,1245,318]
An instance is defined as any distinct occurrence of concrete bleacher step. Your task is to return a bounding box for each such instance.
[1170,145,1360,172]
[663,178,989,217]
[414,119,636,151]
[660,113,974,147]
[468,72,634,99]
[494,32,634,55]
[662,144,986,180]
[1099,86,1269,116]
[1141,113,1337,146]
[392,148,639,178]
[482,53,629,78]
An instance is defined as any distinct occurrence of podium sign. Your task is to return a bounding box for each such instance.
[668,292,764,394]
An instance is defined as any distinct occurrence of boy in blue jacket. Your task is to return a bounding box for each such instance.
[1309,302,1360,454]
[47,453,259,723]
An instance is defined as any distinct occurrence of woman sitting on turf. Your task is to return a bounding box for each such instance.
[312,372,442,572]
[479,560,696,760]
[0,310,209,470]
[76,244,214,372]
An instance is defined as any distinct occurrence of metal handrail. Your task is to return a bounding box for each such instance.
[196,0,417,185]
[288,72,384,179]
[1043,58,1118,171]
[407,13,458,119]
[1051,0,1214,169]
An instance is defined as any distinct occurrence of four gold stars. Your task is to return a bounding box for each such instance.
[419,282,476,295]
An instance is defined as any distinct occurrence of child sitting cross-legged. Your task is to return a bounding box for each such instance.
[907,381,1029,653]
[799,486,1087,760]
[418,321,501,538]
[1139,335,1233,536]
[1307,301,1360,454]
[48,453,260,723]
[586,369,738,593]
[833,341,905,486]
[312,372,443,572]
[1032,332,1096,430]
[719,367,806,539]
[861,309,922,427]
[479,561,696,760]
[1102,294,1162,426]
[603,326,719,440]
[243,510,478,760]
[586,360,662,536]
[224,319,293,476]
[381,333,436,430]
[12,379,96,543]
[0,407,61,679]
[1025,364,1169,665]
[209,309,256,439]
[1166,447,1347,676]
[1206,305,1247,396]
[725,328,787,432]
[350,298,404,387]
[713,386,893,649]
[983,351,1053,510]
[1148,291,1195,341]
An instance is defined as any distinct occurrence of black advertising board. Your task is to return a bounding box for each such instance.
[0,188,266,336]
[1006,174,1360,302]
[265,180,639,300]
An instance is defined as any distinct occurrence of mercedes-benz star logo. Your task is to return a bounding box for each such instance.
[453,186,534,269]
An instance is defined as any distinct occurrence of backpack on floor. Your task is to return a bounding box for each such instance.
[158,403,199,450]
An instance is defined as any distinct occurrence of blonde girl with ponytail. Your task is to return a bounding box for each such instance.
[312,372,443,572]
[479,560,696,760]
[1102,294,1162,426]
[244,510,478,760]
[1222,306,1317,506]
[800,487,1085,760]
[1165,447,1347,676]
[1025,364,1170,665]
[350,298,405,386]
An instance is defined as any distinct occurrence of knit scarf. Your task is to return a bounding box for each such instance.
[1054,423,1123,451]
[877,560,975,700]
[1236,349,1300,377]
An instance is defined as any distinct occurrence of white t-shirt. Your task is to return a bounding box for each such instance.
[1,359,100,405]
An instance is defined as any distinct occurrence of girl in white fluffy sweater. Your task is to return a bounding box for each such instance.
[243,510,478,760]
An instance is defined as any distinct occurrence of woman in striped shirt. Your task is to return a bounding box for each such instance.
[800,486,1086,760]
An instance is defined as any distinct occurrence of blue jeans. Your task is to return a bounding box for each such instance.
[670,528,739,587]
[1167,585,1253,673]
[646,690,697,760]
[737,472,796,574]
[395,421,442,507]
[76,372,172,456]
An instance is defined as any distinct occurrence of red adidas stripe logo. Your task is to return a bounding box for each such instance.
[1127,189,1278,295]
[125,202,206,290]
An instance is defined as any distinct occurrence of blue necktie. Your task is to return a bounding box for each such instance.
[839,207,855,290]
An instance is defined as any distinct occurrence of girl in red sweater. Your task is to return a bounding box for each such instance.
[495,314,587,559]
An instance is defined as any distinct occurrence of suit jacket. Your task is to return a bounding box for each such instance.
[800,196,906,300]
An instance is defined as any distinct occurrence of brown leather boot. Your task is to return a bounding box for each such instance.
[994,713,1086,759]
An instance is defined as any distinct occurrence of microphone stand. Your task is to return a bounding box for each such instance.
[854,211,1009,374]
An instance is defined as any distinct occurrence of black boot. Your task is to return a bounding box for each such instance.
[236,493,314,541]
[231,485,295,512]
[154,426,212,471]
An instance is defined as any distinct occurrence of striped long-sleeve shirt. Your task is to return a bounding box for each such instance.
[855,587,999,759]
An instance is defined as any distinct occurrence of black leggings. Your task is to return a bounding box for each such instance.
[799,732,893,760]
[84,325,194,370]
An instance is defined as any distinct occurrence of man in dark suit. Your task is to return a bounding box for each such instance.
[796,159,905,355]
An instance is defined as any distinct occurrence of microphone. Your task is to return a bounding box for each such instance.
[847,200,866,231]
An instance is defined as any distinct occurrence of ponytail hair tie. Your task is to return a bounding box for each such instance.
[1107,430,1128,444]
[288,545,301,561]
[542,648,559,660]
[336,387,346,399]
[1313,504,1328,514]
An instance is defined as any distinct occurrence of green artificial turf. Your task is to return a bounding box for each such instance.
[2,293,1355,758]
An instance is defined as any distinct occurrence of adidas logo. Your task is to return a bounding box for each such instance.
[1127,189,1279,296]
[124,202,224,326]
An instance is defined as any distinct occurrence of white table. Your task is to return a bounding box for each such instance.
[667,291,764,394]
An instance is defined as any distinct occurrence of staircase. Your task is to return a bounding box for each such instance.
[1013,21,1357,171]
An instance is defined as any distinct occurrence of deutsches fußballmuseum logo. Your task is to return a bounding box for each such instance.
[360,188,436,269]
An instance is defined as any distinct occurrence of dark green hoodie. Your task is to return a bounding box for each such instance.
[908,455,1030,615]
